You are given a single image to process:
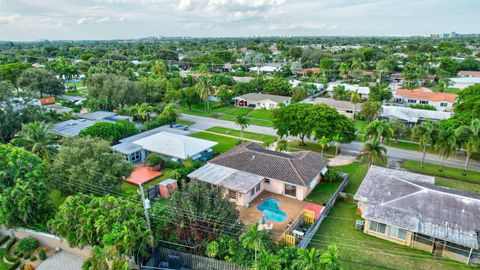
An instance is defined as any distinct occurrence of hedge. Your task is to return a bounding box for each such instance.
[0,235,10,246]
[8,261,20,270]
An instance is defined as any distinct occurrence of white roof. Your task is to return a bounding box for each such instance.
[132,132,217,160]
[326,83,370,95]
[381,106,452,123]
[249,66,279,72]
[450,77,480,84]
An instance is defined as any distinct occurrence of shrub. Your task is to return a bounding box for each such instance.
[146,153,163,168]
[0,235,10,246]
[144,115,170,130]
[38,250,47,261]
[23,264,35,270]
[323,167,343,182]
[16,253,24,258]
[8,261,20,270]
[4,254,19,263]
[29,255,36,261]
[16,237,39,255]
[5,238,17,252]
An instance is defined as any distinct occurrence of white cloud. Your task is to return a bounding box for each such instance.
[0,14,20,25]
[77,15,126,25]
[269,22,338,31]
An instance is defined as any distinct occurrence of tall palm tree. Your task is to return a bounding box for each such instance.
[196,77,213,112]
[240,223,265,268]
[338,62,350,80]
[292,248,322,270]
[160,103,180,127]
[363,120,393,142]
[235,113,250,142]
[359,139,387,167]
[275,139,288,152]
[349,90,361,120]
[131,103,154,122]
[318,136,330,157]
[455,119,480,175]
[254,250,282,270]
[435,127,457,172]
[333,134,342,156]
[411,121,438,168]
[13,121,56,160]
[320,244,341,270]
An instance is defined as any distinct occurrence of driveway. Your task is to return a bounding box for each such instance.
[37,251,87,270]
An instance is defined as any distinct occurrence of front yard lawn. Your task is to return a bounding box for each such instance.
[435,177,480,194]
[176,119,195,126]
[334,162,369,194]
[287,141,338,156]
[206,127,277,144]
[309,200,472,270]
[384,140,422,152]
[190,132,239,153]
[246,109,274,121]
[401,160,480,185]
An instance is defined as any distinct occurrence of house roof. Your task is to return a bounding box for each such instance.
[126,166,162,186]
[381,106,452,123]
[111,142,143,155]
[51,119,102,137]
[233,93,291,103]
[188,163,264,193]
[458,70,480,77]
[395,89,456,103]
[326,83,370,95]
[450,77,480,84]
[354,166,480,249]
[79,111,116,120]
[209,142,329,187]
[297,68,320,75]
[132,131,217,160]
[120,125,190,143]
[303,98,356,111]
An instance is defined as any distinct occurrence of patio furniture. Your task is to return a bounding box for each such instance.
[292,230,305,237]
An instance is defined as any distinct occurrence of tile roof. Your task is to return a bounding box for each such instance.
[303,97,355,111]
[458,70,480,77]
[298,68,321,75]
[354,166,480,249]
[208,142,329,187]
[233,93,292,103]
[395,88,456,103]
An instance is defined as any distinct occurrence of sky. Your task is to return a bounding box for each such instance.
[0,0,479,41]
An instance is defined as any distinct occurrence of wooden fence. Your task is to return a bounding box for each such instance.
[142,246,248,270]
[297,174,349,249]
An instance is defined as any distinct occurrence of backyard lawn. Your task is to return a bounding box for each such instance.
[306,181,343,205]
[205,126,277,144]
[190,131,239,153]
[309,200,473,270]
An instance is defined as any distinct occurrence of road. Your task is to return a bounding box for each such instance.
[180,113,480,171]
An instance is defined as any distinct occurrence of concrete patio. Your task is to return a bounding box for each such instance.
[237,191,307,241]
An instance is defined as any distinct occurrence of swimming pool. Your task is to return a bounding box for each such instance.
[257,198,287,222]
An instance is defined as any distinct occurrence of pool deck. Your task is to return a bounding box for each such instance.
[237,191,307,241]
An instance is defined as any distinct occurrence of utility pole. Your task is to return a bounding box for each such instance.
[139,184,152,232]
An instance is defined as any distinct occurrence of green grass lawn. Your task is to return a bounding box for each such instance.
[180,102,234,117]
[190,132,240,153]
[206,127,277,144]
[306,181,343,205]
[435,177,480,194]
[401,160,480,185]
[333,162,369,194]
[120,168,175,195]
[176,119,195,126]
[246,109,274,121]
[384,140,422,152]
[309,200,473,270]
[287,141,338,156]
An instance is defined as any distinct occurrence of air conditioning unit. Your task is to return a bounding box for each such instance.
[355,220,365,231]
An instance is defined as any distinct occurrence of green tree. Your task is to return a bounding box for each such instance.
[275,139,288,152]
[0,63,31,88]
[160,103,180,126]
[240,223,265,268]
[18,68,64,97]
[87,73,144,109]
[319,57,334,78]
[13,121,56,160]
[292,248,322,270]
[318,136,330,157]
[455,119,480,175]
[50,136,134,195]
[453,84,480,125]
[368,83,392,102]
[151,60,167,78]
[360,139,387,167]
[179,87,201,110]
[235,113,251,142]
[79,121,138,143]
[338,62,350,80]
[320,244,341,270]
[435,127,457,171]
[292,87,308,103]
[196,77,214,112]
[349,90,361,120]
[439,57,458,77]
[263,77,291,96]
[360,101,381,122]
[83,246,130,270]
[411,121,439,168]
[363,120,393,142]
[402,63,425,89]
[130,103,154,122]
[375,60,393,83]
[254,250,282,270]
[332,85,348,100]
[216,85,235,105]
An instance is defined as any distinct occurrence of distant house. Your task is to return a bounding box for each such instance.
[188,142,329,206]
[450,77,480,89]
[248,63,283,74]
[112,131,217,163]
[232,76,254,83]
[296,68,321,77]
[326,83,370,99]
[381,106,452,125]
[51,111,132,137]
[354,166,480,265]
[233,93,291,109]
[458,70,480,78]
[362,70,375,77]
[394,88,456,111]
[303,97,358,119]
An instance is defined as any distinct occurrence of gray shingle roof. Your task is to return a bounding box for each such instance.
[354,166,480,249]
[209,142,329,187]
[233,93,291,103]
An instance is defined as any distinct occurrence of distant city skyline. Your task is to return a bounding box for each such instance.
[1,0,479,41]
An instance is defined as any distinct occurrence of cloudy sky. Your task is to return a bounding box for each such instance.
[0,0,479,41]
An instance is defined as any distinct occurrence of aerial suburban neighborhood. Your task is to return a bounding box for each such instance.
[1,1,480,270]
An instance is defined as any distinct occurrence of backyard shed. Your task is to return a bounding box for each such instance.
[158,178,178,198]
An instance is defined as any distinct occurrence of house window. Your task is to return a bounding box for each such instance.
[264,178,270,184]
[229,190,237,200]
[408,99,416,104]
[369,220,386,234]
[419,100,429,105]
[285,184,297,197]
[255,183,261,192]
[440,102,448,107]
[388,225,407,240]
[346,110,353,113]
[250,187,255,196]
[131,150,142,162]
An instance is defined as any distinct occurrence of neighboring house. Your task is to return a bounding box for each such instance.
[296,67,320,77]
[233,76,254,83]
[326,83,370,99]
[233,93,291,109]
[394,88,456,111]
[458,70,480,78]
[188,142,329,206]
[303,97,359,119]
[354,166,480,265]
[112,131,217,163]
[289,79,324,92]
[362,70,375,77]
[248,63,283,74]
[450,77,480,89]
[381,105,452,125]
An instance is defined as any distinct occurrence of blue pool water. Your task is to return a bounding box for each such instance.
[257,198,287,222]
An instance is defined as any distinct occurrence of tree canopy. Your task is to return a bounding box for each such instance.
[79,120,138,143]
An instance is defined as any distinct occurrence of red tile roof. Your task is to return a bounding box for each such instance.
[126,166,162,186]
[395,88,456,103]
[458,70,480,77]
[298,68,320,75]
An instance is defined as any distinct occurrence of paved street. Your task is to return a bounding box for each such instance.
[181,113,480,171]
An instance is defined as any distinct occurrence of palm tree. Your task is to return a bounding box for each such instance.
[160,103,180,127]
[435,127,457,172]
[363,120,393,142]
[320,244,341,270]
[292,248,322,270]
[359,139,387,167]
[275,139,288,152]
[131,103,154,122]
[235,113,250,142]
[333,134,342,156]
[455,119,480,175]
[349,90,361,120]
[196,77,213,112]
[13,121,56,160]
[254,250,282,270]
[240,223,265,268]
[411,121,438,168]
[338,62,350,80]
[318,136,330,157]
